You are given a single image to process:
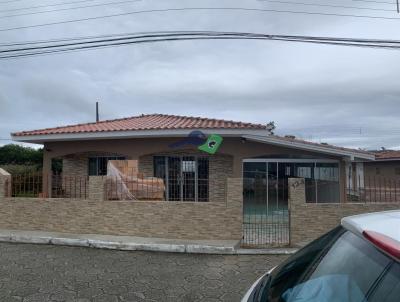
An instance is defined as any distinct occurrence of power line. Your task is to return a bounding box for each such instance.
[352,0,396,5]
[0,7,399,33]
[258,0,396,12]
[4,31,400,46]
[0,0,142,19]
[2,31,400,59]
[0,0,100,13]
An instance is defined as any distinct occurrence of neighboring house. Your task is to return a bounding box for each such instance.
[365,150,400,179]
[346,150,400,188]
[344,150,400,203]
[11,114,374,204]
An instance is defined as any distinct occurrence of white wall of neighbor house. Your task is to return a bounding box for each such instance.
[346,161,366,190]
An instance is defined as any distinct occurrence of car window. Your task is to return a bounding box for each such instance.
[369,262,400,302]
[306,231,391,296]
[262,226,399,302]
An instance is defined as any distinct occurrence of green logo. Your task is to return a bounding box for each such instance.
[198,134,223,154]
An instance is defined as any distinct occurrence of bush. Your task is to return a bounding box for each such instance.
[0,144,43,166]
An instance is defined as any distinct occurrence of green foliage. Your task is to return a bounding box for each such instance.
[0,144,43,166]
[52,158,63,173]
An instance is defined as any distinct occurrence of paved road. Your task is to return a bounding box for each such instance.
[0,243,287,302]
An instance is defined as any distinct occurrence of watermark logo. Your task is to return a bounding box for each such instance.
[169,131,223,154]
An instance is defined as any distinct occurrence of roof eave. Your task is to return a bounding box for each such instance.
[243,134,375,161]
[11,128,268,144]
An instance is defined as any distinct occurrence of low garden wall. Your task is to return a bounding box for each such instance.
[288,178,400,247]
[0,175,242,241]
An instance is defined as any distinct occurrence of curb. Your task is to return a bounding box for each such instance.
[0,232,297,255]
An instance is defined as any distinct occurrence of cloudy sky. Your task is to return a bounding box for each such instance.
[1,0,400,150]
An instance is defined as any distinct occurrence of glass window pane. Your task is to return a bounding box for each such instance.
[315,163,340,203]
[370,262,400,302]
[88,156,126,176]
[168,157,181,201]
[88,158,98,176]
[153,156,166,179]
[198,157,209,202]
[182,156,196,201]
[294,163,316,203]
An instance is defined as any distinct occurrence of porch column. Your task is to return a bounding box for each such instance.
[340,159,348,203]
[88,176,105,201]
[0,168,11,198]
[288,177,306,207]
[42,149,52,198]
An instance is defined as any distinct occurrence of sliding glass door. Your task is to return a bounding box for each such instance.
[243,159,340,204]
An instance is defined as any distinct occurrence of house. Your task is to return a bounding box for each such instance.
[7,113,397,247]
[365,150,400,179]
[346,150,400,189]
[12,114,374,204]
[344,150,400,203]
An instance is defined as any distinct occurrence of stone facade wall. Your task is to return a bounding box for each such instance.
[88,176,105,201]
[209,154,234,203]
[0,168,11,198]
[138,151,234,202]
[289,178,400,247]
[63,155,89,178]
[0,178,242,241]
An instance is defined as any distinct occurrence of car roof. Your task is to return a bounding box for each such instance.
[341,210,400,243]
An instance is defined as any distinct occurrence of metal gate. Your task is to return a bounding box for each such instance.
[242,162,290,247]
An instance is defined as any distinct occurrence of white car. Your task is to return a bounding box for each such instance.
[242,210,400,302]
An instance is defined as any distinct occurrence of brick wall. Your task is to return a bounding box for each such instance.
[0,178,242,241]
[288,178,400,247]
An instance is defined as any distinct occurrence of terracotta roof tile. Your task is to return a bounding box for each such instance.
[12,114,267,136]
[375,150,400,160]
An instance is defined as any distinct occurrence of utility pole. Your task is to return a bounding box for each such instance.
[397,0,400,14]
[96,101,99,122]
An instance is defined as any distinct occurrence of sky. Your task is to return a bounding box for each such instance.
[0,0,400,150]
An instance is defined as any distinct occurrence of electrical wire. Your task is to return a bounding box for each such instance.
[0,7,399,33]
[352,0,396,5]
[2,31,400,60]
[2,31,400,48]
[0,0,100,13]
[0,0,142,19]
[258,0,396,12]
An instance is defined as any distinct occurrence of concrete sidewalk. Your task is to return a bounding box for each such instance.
[0,229,298,255]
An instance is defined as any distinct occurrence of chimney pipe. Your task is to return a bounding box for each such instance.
[96,102,99,122]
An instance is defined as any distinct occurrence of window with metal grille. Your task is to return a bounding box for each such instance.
[153,156,209,202]
[88,156,126,176]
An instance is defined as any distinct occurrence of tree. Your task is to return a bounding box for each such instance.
[0,144,43,166]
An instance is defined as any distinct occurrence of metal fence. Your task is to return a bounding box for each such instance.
[105,173,208,202]
[105,175,165,201]
[10,173,88,199]
[242,177,290,248]
[347,176,400,203]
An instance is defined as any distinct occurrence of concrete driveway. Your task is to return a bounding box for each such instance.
[0,243,287,302]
